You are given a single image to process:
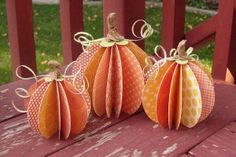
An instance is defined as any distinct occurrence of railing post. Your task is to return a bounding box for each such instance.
[212,0,236,83]
[60,0,83,64]
[6,0,36,80]
[103,0,145,49]
[161,0,186,52]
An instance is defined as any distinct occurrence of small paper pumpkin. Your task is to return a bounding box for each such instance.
[13,61,91,139]
[72,13,153,118]
[142,40,215,129]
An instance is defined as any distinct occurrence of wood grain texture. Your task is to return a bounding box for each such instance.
[0,112,132,157]
[0,80,34,122]
[188,121,236,157]
[49,83,236,157]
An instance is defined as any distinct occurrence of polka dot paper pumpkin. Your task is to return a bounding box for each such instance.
[13,61,91,139]
[142,40,215,129]
[72,13,153,118]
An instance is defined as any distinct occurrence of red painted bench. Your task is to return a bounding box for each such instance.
[1,0,236,156]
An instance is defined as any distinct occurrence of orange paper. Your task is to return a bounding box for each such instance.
[73,43,146,118]
[25,78,91,139]
[142,40,215,129]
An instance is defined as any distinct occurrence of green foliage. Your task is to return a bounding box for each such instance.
[0,1,214,85]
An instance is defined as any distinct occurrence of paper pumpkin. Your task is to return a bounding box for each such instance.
[72,13,153,118]
[13,61,91,139]
[142,40,215,129]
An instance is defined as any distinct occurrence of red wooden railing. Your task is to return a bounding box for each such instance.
[162,0,236,83]
[6,0,236,83]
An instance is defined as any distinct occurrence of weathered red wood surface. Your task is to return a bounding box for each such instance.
[103,0,145,48]
[189,121,236,157]
[1,80,236,157]
[23,82,236,157]
[0,80,33,122]
[0,113,133,157]
[6,0,36,80]
[60,0,84,64]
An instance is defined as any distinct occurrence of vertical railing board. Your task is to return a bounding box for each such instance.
[161,0,186,52]
[60,0,83,64]
[6,0,36,80]
[103,0,145,48]
[212,0,236,82]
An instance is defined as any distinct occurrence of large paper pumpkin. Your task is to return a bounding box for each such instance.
[72,13,152,118]
[142,40,215,129]
[13,61,91,139]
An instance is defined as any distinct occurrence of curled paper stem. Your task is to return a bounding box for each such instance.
[74,14,153,49]
[16,65,50,83]
[12,60,89,114]
[15,88,30,99]
[143,45,167,78]
[169,42,198,61]
[74,32,103,52]
[11,101,27,113]
[131,19,154,41]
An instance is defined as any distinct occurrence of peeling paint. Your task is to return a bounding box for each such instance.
[212,144,218,148]
[105,147,124,157]
[0,149,9,156]
[151,151,158,157]
[131,149,142,157]
[73,121,112,141]
[153,124,159,129]
[0,88,9,93]
[73,131,121,157]
[162,143,177,155]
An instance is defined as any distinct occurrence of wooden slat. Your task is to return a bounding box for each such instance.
[49,83,236,157]
[6,0,36,80]
[0,80,34,122]
[60,0,83,64]
[185,15,217,49]
[212,0,236,82]
[103,0,145,48]
[161,0,185,52]
[0,111,133,157]
[189,121,236,157]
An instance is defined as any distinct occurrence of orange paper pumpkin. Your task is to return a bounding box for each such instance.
[142,40,215,129]
[13,61,91,139]
[72,13,152,118]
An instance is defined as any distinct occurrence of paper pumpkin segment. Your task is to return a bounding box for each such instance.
[73,13,153,118]
[13,60,91,139]
[142,40,215,129]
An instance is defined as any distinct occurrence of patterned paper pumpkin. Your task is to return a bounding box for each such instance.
[72,13,153,118]
[13,61,91,139]
[142,40,215,129]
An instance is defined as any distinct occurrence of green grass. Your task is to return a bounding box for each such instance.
[0,1,214,85]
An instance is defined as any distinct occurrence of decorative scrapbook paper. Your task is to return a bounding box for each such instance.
[13,61,91,139]
[142,61,174,122]
[142,40,215,129]
[73,13,153,118]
